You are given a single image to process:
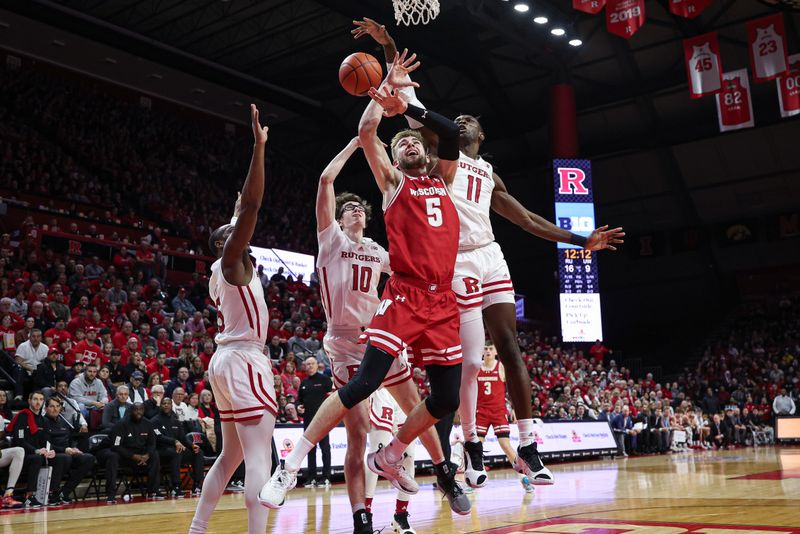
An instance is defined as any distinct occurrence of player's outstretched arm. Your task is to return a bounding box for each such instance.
[222,104,268,284]
[316,137,360,233]
[352,17,397,63]
[491,172,625,251]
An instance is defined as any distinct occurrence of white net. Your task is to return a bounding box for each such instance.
[393,0,441,25]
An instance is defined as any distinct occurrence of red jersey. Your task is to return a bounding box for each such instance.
[384,174,459,285]
[477,361,506,413]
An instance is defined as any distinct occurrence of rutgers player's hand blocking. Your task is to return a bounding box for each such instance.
[351,17,392,45]
[585,225,626,251]
[385,49,421,89]
[251,103,268,145]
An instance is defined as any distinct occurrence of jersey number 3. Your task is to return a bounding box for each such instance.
[484,381,492,395]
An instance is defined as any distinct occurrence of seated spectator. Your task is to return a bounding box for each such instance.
[137,322,157,353]
[0,390,11,421]
[39,396,96,504]
[155,327,174,358]
[281,360,300,396]
[0,442,25,509]
[7,391,49,508]
[171,287,196,316]
[287,326,309,357]
[147,352,171,383]
[15,328,48,377]
[709,413,728,449]
[102,385,132,432]
[283,402,301,424]
[33,346,68,395]
[73,327,103,365]
[171,387,189,421]
[144,384,166,420]
[150,396,204,496]
[106,350,126,385]
[127,371,149,404]
[97,366,116,401]
[111,321,136,353]
[197,389,220,453]
[100,403,163,503]
[185,311,206,337]
[266,336,284,363]
[188,356,206,392]
[123,352,148,382]
[165,367,194,398]
[53,380,88,433]
[67,363,107,418]
[773,388,796,416]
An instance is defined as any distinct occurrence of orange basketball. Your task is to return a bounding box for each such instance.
[339,52,383,96]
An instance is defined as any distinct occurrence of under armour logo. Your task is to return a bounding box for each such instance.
[421,110,428,119]
[395,295,406,302]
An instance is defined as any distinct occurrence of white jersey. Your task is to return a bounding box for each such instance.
[317,223,390,330]
[753,24,786,80]
[452,152,496,251]
[209,259,269,346]
[688,43,721,96]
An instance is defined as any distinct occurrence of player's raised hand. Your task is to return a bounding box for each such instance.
[385,49,420,89]
[352,17,391,45]
[368,86,409,118]
[250,104,268,145]
[585,225,625,251]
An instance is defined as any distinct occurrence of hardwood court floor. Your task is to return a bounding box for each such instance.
[3,446,800,533]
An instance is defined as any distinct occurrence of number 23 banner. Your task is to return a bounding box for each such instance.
[606,0,645,39]
[683,32,723,99]
[747,12,788,83]
[716,69,754,133]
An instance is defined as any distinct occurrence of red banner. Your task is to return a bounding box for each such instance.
[716,69,754,132]
[669,0,712,19]
[747,13,788,83]
[778,53,800,118]
[573,0,606,14]
[683,32,723,98]
[605,0,645,39]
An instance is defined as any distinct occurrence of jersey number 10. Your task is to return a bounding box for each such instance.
[351,265,373,293]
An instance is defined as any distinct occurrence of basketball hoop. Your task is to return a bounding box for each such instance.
[393,0,441,25]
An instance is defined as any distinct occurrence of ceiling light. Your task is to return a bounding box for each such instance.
[551,27,566,36]
[568,38,583,47]
[533,16,548,24]
[514,3,530,12]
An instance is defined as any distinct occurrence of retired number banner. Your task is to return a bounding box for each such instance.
[716,69,754,132]
[573,0,606,14]
[683,32,723,98]
[777,53,800,118]
[747,12,788,83]
[669,0,713,19]
[606,0,645,39]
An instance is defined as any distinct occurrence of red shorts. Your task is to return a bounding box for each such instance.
[363,275,462,367]
[476,408,510,438]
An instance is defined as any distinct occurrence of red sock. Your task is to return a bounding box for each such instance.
[365,497,373,514]
[395,499,408,514]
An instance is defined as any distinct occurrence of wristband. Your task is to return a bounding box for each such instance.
[569,233,588,248]
[229,216,238,226]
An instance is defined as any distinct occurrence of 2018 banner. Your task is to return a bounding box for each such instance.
[605,0,645,39]
[669,0,713,19]
[684,32,723,98]
[573,0,606,14]
[747,12,789,83]
[777,53,800,118]
[716,69,755,132]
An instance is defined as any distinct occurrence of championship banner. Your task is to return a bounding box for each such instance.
[573,0,606,15]
[684,32,723,98]
[777,53,800,118]
[553,160,603,342]
[747,12,789,83]
[716,69,755,132]
[605,0,645,39]
[669,0,713,19]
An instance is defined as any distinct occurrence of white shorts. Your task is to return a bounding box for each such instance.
[369,387,406,433]
[452,242,515,321]
[325,333,411,391]
[208,342,278,423]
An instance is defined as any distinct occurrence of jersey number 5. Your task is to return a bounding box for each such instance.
[425,197,443,227]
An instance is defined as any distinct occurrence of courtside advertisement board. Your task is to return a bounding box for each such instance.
[250,245,315,282]
[553,159,603,342]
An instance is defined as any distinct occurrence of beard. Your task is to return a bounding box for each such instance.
[399,153,427,172]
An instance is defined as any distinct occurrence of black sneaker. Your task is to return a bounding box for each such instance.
[512,443,554,485]
[148,492,166,500]
[463,440,487,488]
[58,492,75,505]
[170,487,185,499]
[24,496,44,508]
[434,462,471,516]
[353,508,373,534]
[47,494,65,506]
[392,511,417,534]
[106,496,117,504]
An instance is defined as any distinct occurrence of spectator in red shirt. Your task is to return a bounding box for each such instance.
[113,246,134,272]
[147,352,171,383]
[74,327,103,366]
[112,320,135,349]
[120,336,143,366]
[44,318,72,345]
[145,300,164,327]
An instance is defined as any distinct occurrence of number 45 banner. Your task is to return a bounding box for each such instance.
[716,69,755,133]
[683,32,723,99]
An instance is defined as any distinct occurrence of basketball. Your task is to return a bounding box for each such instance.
[339,52,383,96]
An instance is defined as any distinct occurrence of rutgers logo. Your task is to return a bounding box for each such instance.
[557,167,589,195]
[381,407,394,420]
[68,240,82,256]
[463,277,480,295]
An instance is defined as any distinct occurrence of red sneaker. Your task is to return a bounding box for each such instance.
[2,494,23,509]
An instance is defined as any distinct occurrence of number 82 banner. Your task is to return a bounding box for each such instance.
[716,69,755,133]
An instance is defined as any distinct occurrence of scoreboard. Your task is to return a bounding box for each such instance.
[553,159,603,342]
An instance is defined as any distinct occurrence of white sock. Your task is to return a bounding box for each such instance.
[352,502,365,514]
[285,436,314,473]
[518,418,534,447]
[383,438,410,464]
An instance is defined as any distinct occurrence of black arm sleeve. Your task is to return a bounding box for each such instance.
[403,104,460,161]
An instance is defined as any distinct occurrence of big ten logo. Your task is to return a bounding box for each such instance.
[280,438,294,458]
[557,167,590,195]
[558,216,594,232]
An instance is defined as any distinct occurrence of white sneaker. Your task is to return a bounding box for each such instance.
[367,448,419,495]
[463,440,488,488]
[513,444,554,485]
[258,468,297,509]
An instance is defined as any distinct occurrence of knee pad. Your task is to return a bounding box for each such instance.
[425,390,461,420]
[338,373,379,409]
[337,345,394,409]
